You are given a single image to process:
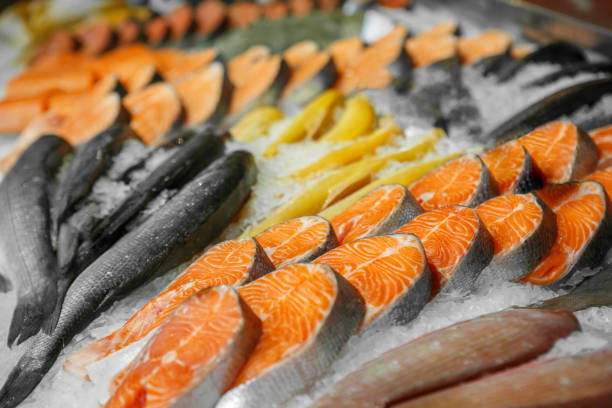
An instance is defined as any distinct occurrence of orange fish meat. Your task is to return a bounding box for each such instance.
[396,205,493,294]
[255,215,337,268]
[476,193,556,281]
[217,263,364,408]
[457,29,513,65]
[64,238,273,379]
[409,154,497,211]
[589,124,612,169]
[330,184,423,244]
[481,139,540,194]
[315,234,431,329]
[523,181,612,286]
[518,121,598,184]
[105,285,261,408]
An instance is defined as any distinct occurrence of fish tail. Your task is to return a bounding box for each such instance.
[0,273,11,293]
[8,282,57,346]
[0,342,55,408]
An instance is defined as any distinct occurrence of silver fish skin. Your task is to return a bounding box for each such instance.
[0,135,72,347]
[0,150,256,408]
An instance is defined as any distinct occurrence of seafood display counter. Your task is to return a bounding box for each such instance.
[0,0,611,407]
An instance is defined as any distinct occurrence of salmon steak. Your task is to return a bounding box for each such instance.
[586,166,612,201]
[123,82,184,144]
[457,29,513,64]
[523,181,612,286]
[216,263,364,408]
[153,48,218,82]
[589,124,612,169]
[518,121,598,184]
[328,37,363,76]
[281,50,337,109]
[330,184,423,244]
[311,309,579,408]
[396,206,493,294]
[105,286,261,408]
[476,193,556,281]
[283,41,319,69]
[0,96,46,134]
[396,348,612,408]
[255,215,337,268]
[174,61,231,126]
[409,154,497,211]
[481,140,540,194]
[195,0,227,36]
[64,238,273,379]
[315,234,431,329]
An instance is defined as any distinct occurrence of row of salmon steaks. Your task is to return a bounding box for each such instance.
[45,118,612,406]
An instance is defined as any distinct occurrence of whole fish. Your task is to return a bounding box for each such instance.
[309,308,579,408]
[0,150,257,408]
[0,135,72,347]
[47,128,225,332]
[51,124,137,244]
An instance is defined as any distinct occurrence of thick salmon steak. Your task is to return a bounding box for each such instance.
[330,184,423,244]
[409,154,497,211]
[315,234,431,329]
[310,309,579,408]
[105,286,261,408]
[64,238,273,379]
[396,206,494,294]
[255,215,337,268]
[395,348,612,408]
[217,263,364,408]
[481,140,540,194]
[518,121,598,184]
[476,193,556,281]
[523,181,612,286]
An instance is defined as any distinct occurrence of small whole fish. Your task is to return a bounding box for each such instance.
[0,135,72,347]
[0,150,257,408]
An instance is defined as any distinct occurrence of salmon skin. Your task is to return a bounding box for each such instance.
[105,286,262,408]
[396,206,494,294]
[0,135,72,346]
[495,41,586,82]
[476,193,556,281]
[315,234,431,330]
[487,78,612,144]
[255,215,337,268]
[310,309,579,408]
[51,129,226,333]
[64,238,273,379]
[51,124,137,245]
[0,150,256,408]
[395,348,612,408]
[480,140,541,194]
[217,263,364,408]
[331,184,423,245]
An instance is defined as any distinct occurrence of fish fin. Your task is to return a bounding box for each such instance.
[0,273,11,293]
[56,223,79,275]
[8,299,44,347]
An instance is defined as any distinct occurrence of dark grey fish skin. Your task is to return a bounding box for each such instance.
[0,273,11,293]
[0,150,257,408]
[487,78,612,145]
[0,135,72,347]
[51,124,137,245]
[47,128,225,333]
[523,62,612,89]
[496,41,586,83]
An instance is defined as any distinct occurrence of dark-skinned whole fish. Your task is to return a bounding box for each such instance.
[51,124,138,244]
[49,127,226,333]
[0,135,72,347]
[0,149,257,408]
